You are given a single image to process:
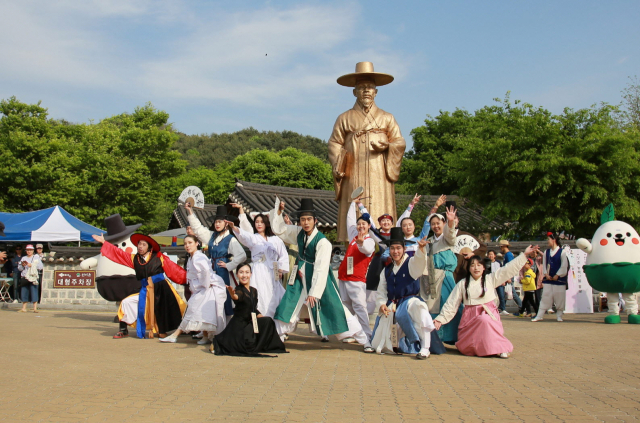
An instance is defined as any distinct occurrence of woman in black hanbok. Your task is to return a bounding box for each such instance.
[212,263,287,356]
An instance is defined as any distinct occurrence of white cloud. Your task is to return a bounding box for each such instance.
[0,1,407,109]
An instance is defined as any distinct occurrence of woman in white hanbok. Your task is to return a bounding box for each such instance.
[160,236,227,344]
[228,204,289,318]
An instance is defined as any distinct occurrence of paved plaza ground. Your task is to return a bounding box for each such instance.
[1,308,639,423]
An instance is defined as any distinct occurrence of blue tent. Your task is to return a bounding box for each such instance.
[0,206,105,242]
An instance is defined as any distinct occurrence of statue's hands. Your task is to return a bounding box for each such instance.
[370,137,389,152]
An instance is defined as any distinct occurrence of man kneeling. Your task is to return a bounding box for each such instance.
[371,228,445,359]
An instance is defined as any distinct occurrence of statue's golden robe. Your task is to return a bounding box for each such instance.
[328,101,406,242]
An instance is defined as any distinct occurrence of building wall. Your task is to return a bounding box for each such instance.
[40,261,185,311]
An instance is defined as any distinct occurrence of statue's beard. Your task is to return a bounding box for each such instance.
[359,97,374,110]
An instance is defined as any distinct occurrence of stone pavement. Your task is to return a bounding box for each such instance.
[1,309,639,423]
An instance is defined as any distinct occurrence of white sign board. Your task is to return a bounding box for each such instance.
[565,249,594,314]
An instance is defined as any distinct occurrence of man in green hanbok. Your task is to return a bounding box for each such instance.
[270,198,372,352]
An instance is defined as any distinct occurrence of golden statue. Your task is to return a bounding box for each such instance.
[328,62,406,242]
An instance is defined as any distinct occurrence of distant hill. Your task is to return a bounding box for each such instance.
[174,127,329,168]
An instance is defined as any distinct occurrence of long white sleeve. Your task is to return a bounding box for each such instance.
[191,254,212,291]
[233,226,258,249]
[408,247,428,279]
[187,214,212,245]
[376,269,388,311]
[435,282,464,325]
[444,221,456,247]
[490,253,528,288]
[272,236,290,276]
[238,213,254,233]
[396,205,412,227]
[357,238,376,256]
[270,208,301,245]
[308,237,331,299]
[226,237,246,272]
[346,201,358,240]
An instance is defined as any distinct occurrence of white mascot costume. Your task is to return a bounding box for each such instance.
[80,214,141,304]
[576,204,640,324]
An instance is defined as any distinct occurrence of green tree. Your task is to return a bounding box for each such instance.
[440,97,640,237]
[226,147,333,190]
[173,127,329,168]
[396,110,469,195]
[0,98,185,232]
[621,75,640,130]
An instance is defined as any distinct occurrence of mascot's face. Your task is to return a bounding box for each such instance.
[114,236,137,255]
[588,220,640,265]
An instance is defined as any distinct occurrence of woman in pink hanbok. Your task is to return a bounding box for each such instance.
[434,244,540,358]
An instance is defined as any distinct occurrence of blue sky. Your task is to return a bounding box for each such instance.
[1,0,638,149]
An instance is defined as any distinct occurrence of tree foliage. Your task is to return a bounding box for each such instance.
[174,127,328,168]
[621,75,640,130]
[401,96,640,237]
[0,97,185,232]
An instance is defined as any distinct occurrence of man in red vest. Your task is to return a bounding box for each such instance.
[338,198,375,350]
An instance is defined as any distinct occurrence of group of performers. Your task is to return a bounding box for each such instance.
[91,190,545,360]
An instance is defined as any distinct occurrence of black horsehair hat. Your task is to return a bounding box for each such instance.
[103,214,142,242]
[213,205,229,221]
[383,227,416,247]
[294,198,324,217]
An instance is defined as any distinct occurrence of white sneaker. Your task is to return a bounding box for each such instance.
[416,349,430,360]
[197,338,209,345]
[498,352,510,359]
[342,337,356,343]
[159,336,177,343]
[547,309,555,314]
[192,331,204,339]
[500,310,510,316]
[531,317,543,322]
[556,313,564,322]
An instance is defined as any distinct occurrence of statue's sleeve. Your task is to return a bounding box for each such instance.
[385,115,406,182]
[327,115,346,180]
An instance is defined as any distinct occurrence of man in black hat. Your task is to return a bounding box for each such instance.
[269,198,370,349]
[371,227,445,359]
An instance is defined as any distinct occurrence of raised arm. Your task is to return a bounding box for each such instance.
[187,213,213,245]
[269,200,302,245]
[238,212,254,233]
[407,242,428,279]
[232,224,259,249]
[396,194,420,227]
[443,206,457,247]
[490,246,539,288]
[99,240,134,269]
[346,201,358,240]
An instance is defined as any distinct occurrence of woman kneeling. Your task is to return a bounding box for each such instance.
[434,244,539,358]
[212,263,287,356]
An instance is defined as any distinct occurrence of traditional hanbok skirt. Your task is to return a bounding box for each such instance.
[251,258,286,318]
[178,283,227,334]
[456,301,513,357]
